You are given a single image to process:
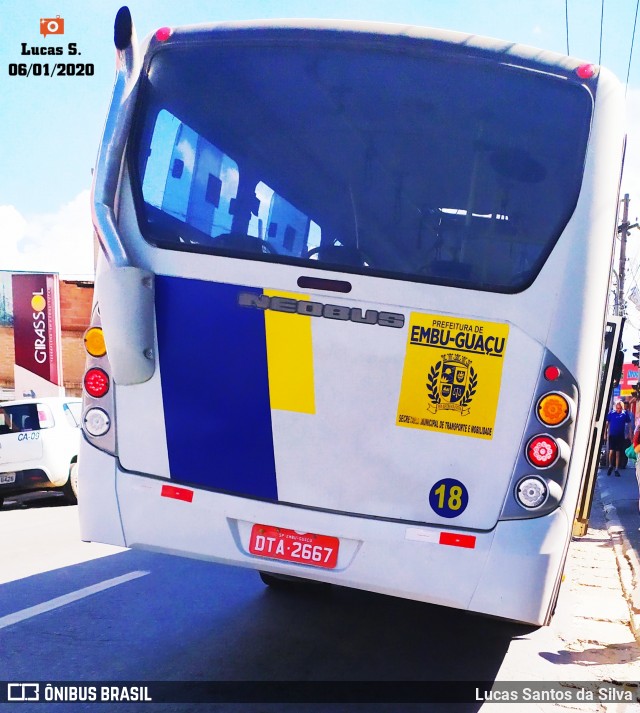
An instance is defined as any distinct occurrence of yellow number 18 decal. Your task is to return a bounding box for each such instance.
[429,478,469,518]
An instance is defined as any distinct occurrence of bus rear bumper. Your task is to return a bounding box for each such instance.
[81,454,571,626]
[78,439,126,546]
[469,509,570,625]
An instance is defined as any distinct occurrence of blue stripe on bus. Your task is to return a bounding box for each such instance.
[155,276,278,500]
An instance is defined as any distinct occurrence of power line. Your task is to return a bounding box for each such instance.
[626,0,640,95]
[598,0,605,64]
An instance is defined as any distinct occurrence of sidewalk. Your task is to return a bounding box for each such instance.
[597,461,640,638]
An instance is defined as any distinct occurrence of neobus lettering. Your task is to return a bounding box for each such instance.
[237,292,404,328]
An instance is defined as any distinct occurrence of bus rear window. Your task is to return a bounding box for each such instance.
[132,37,592,292]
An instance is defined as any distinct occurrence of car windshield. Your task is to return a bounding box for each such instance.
[131,33,592,292]
[64,401,81,427]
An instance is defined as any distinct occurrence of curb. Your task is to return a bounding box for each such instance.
[598,484,640,641]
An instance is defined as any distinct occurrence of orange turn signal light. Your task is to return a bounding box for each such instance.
[84,327,106,357]
[537,393,569,427]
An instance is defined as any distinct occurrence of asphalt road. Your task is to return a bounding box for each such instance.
[0,494,527,712]
[1,491,639,712]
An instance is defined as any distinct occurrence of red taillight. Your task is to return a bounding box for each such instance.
[155,27,172,42]
[526,435,559,468]
[84,368,110,398]
[576,63,596,79]
[544,365,561,381]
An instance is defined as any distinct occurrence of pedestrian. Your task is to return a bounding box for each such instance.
[633,424,640,508]
[623,400,634,466]
[606,401,632,476]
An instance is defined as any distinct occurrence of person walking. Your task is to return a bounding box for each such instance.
[633,423,640,510]
[606,401,632,476]
[622,400,634,468]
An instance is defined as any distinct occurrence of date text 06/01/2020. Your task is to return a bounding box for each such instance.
[8,63,94,77]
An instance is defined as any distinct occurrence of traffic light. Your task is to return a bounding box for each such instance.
[633,344,640,367]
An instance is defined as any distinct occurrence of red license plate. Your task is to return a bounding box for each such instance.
[249,524,339,569]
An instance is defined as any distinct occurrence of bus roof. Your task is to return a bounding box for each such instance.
[140,18,602,81]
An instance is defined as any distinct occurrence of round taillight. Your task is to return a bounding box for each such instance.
[516,477,549,509]
[576,63,596,79]
[84,368,110,398]
[155,27,172,42]
[544,365,561,381]
[537,392,570,427]
[84,408,111,436]
[526,435,559,468]
[84,327,106,357]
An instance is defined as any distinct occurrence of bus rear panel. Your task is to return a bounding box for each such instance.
[79,17,625,626]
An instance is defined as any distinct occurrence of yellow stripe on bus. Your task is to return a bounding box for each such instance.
[264,290,316,414]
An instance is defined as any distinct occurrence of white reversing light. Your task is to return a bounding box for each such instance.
[516,477,548,509]
[84,408,111,437]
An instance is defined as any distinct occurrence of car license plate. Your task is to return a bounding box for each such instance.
[249,524,339,569]
[0,473,16,484]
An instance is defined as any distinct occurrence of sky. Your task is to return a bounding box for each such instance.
[1,0,639,328]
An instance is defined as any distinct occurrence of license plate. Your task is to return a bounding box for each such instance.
[0,473,16,484]
[249,524,339,569]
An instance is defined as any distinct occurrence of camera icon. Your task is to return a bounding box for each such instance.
[40,16,65,37]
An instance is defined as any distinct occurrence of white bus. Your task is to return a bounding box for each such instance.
[78,8,625,625]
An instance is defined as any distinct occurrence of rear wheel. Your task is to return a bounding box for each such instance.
[62,462,78,504]
[0,497,4,510]
[259,571,292,589]
[258,571,331,594]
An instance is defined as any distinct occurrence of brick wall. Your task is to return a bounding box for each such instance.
[0,280,94,397]
[60,280,93,332]
[0,326,13,389]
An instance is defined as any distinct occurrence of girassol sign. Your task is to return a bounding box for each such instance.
[12,273,64,397]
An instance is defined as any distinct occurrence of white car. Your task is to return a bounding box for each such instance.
[0,397,81,508]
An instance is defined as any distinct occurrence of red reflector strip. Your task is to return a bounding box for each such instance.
[161,484,194,503]
[439,532,476,549]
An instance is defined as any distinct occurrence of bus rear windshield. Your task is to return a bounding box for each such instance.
[132,34,593,292]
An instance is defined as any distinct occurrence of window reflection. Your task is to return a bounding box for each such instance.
[134,40,591,292]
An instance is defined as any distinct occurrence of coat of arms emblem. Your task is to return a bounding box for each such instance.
[426,354,477,415]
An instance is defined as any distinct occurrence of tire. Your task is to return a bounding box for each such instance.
[62,461,78,504]
[259,571,292,589]
[258,570,331,594]
[0,498,3,510]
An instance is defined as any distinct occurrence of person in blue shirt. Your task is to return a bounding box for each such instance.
[606,401,632,476]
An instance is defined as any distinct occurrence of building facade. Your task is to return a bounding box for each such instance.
[0,280,93,398]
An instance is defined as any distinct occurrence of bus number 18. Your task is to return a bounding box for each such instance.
[429,478,469,518]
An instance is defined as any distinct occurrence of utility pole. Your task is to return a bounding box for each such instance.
[617,194,630,316]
